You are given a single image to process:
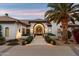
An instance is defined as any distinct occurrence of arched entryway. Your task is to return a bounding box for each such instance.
[33,23,45,35]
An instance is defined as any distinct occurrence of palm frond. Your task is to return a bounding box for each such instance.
[71,13,79,18]
[69,16,75,24]
[70,10,79,13]
[48,3,58,9]
[56,18,61,25]
[45,3,79,25]
[76,17,79,21]
[70,4,79,11]
[67,3,74,11]
[44,10,54,17]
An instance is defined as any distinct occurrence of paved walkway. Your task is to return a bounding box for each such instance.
[1,45,76,56]
[0,36,79,56]
[30,36,48,45]
[0,46,14,56]
[69,44,79,56]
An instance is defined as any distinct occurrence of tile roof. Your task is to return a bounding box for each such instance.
[0,16,17,22]
[0,16,30,26]
[0,15,52,27]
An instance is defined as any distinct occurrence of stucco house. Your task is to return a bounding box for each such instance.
[0,14,79,41]
[0,14,53,41]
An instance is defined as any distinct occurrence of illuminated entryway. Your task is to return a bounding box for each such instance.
[33,23,45,35]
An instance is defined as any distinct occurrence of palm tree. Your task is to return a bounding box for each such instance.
[45,3,79,43]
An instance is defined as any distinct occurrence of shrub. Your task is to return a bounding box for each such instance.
[44,36,52,43]
[44,36,56,45]
[67,31,72,39]
[0,37,5,45]
[47,33,56,36]
[0,25,6,45]
[7,39,19,46]
[22,33,30,36]
[52,40,56,45]
[0,25,2,37]
[26,33,30,36]
[25,36,33,44]
[0,37,5,41]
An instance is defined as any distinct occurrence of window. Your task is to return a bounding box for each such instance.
[22,28,25,36]
[22,28,30,36]
[19,29,20,32]
[26,29,30,35]
[5,27,9,37]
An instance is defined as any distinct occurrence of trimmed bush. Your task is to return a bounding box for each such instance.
[67,31,72,39]
[47,33,56,36]
[22,33,30,36]
[0,37,5,45]
[44,36,56,45]
[44,36,52,43]
[25,36,33,44]
[7,39,19,46]
[0,25,5,45]
[0,25,2,37]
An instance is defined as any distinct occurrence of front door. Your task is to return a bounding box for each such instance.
[33,23,45,35]
[36,26,43,35]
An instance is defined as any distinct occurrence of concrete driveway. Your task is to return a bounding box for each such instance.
[0,45,77,56]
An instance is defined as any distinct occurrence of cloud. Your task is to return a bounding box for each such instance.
[0,9,46,16]
[0,9,47,19]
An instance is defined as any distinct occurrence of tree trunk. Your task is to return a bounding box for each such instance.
[61,17,68,44]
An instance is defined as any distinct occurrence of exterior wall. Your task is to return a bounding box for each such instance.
[0,23,30,41]
[51,21,60,36]
[51,21,79,39]
[0,23,17,41]
[43,23,49,33]
[16,23,28,39]
[1,20,79,41]
[0,21,61,41]
[68,21,79,32]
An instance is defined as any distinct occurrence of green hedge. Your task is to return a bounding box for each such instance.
[0,37,5,45]
[47,33,56,36]
[67,31,72,39]
[22,33,30,36]
[44,36,56,45]
[25,36,33,44]
[7,39,19,46]
[45,36,52,43]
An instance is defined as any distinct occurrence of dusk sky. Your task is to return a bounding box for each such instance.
[0,3,48,20]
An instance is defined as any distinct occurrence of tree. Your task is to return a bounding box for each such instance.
[45,3,79,43]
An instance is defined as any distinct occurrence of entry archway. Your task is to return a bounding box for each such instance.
[33,23,45,35]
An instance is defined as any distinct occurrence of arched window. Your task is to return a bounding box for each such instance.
[5,27,9,37]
